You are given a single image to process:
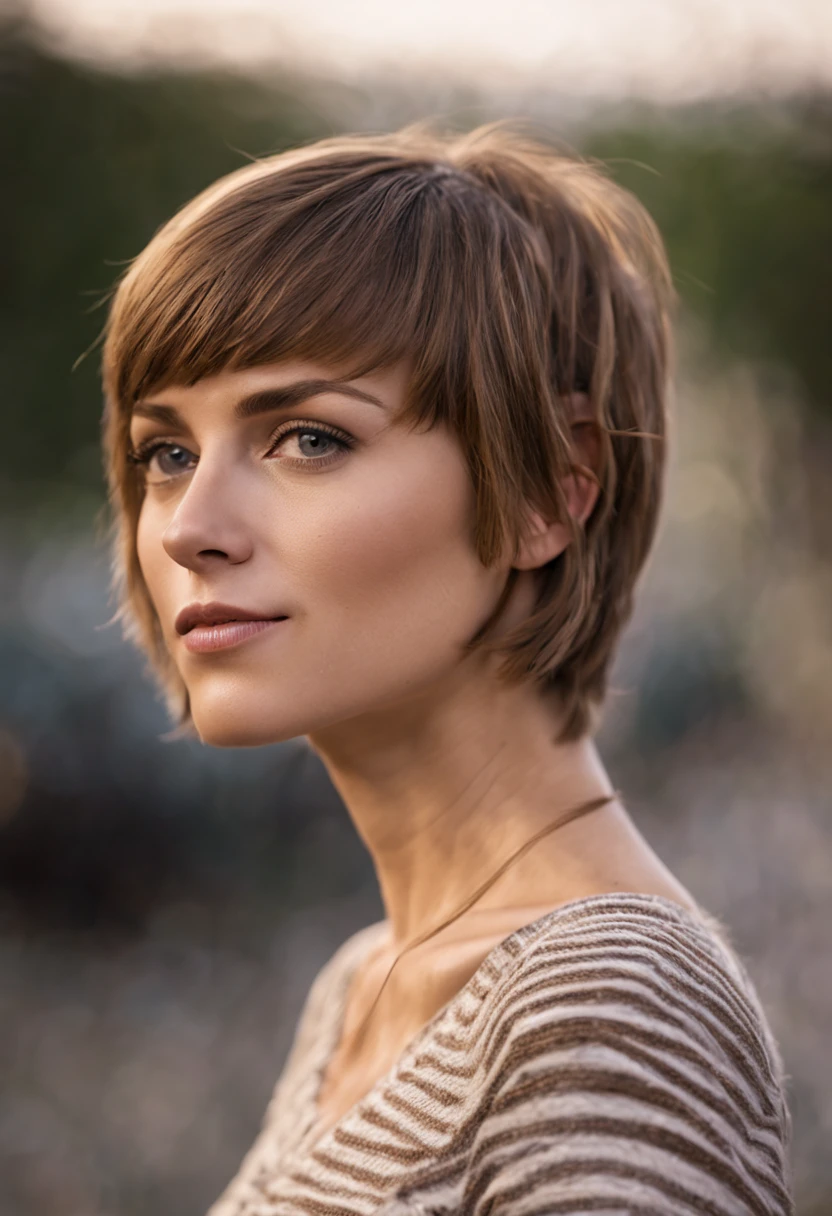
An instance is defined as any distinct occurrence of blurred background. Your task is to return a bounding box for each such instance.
[2,0,831,1211]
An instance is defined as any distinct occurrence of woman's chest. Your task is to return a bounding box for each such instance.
[254,1066,473,1216]
[312,935,506,1134]
[249,982,497,1213]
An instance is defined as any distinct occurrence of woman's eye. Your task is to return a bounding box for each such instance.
[128,423,352,480]
[128,443,196,479]
[268,424,353,465]
[288,430,336,457]
[154,445,195,475]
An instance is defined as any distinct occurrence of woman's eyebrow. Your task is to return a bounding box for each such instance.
[131,379,386,425]
[235,380,386,418]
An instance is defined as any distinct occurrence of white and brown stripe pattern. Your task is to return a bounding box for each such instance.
[208,894,793,1215]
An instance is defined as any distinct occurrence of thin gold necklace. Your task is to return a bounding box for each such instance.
[349,789,618,1049]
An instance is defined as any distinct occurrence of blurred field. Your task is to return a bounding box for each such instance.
[2,10,831,1214]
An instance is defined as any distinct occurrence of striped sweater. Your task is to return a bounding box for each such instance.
[208,893,793,1215]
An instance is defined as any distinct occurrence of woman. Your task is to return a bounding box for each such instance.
[101,125,793,1214]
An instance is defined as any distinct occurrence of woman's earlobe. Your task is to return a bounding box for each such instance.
[512,466,600,572]
[512,393,603,572]
[512,510,573,571]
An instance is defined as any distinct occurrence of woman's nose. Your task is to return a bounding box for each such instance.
[161,459,253,572]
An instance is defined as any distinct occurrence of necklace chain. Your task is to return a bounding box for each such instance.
[351,789,618,1047]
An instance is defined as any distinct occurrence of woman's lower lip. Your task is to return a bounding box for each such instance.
[181,618,288,654]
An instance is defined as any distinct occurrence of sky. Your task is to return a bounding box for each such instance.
[23,0,832,102]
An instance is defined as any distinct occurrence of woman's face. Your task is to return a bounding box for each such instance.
[132,360,512,747]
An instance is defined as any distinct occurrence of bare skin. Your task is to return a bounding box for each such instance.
[131,358,698,1139]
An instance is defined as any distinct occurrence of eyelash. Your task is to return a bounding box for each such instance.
[126,420,355,479]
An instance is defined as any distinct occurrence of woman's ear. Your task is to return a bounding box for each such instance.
[513,393,602,572]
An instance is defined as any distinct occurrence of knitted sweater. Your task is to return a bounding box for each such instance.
[207,893,793,1215]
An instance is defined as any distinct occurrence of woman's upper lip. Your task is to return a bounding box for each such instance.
[175,602,288,635]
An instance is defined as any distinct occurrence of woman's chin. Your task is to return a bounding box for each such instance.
[190,708,302,749]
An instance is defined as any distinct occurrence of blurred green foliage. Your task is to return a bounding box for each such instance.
[2,11,831,517]
[584,108,832,413]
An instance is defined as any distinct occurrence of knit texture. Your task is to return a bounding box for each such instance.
[207,893,793,1215]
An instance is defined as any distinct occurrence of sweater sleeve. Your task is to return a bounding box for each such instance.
[459,912,793,1216]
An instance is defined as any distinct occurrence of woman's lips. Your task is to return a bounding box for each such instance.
[181,618,288,654]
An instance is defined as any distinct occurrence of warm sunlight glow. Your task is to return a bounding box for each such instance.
[29,0,832,100]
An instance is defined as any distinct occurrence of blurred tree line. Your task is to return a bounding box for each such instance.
[2,10,831,517]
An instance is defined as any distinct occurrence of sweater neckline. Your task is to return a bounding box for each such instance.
[290,891,718,1163]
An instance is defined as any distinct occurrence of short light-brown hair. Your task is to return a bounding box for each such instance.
[101,123,675,741]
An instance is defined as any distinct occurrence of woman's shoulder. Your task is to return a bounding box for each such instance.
[275,916,388,1082]
[494,892,781,1049]
[484,891,789,1112]
[501,888,759,989]
[456,891,793,1216]
[205,918,390,1216]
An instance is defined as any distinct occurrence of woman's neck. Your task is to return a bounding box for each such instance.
[307,663,617,948]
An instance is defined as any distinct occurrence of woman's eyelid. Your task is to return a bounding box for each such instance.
[129,427,197,457]
[268,415,354,440]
